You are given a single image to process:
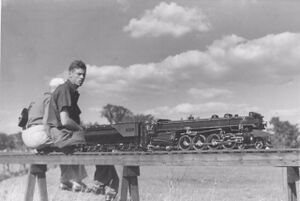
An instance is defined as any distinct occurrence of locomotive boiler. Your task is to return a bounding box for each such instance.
[82,112,271,152]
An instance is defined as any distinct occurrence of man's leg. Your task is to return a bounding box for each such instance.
[60,165,88,192]
[50,128,88,191]
[93,165,119,194]
[59,165,73,190]
[50,128,86,148]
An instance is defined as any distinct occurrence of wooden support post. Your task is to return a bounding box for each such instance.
[36,172,49,201]
[24,171,36,201]
[24,164,48,201]
[119,166,140,201]
[287,167,299,201]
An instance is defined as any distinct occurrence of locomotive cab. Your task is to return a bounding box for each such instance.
[248,112,266,130]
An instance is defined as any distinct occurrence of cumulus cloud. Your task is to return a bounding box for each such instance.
[123,2,211,37]
[144,102,260,119]
[188,88,233,99]
[270,108,300,119]
[85,32,300,97]
[49,77,65,88]
[0,109,11,115]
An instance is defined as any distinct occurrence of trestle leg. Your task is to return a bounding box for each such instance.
[24,164,48,201]
[287,167,299,201]
[119,166,140,201]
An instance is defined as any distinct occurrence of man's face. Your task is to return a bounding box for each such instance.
[69,68,86,87]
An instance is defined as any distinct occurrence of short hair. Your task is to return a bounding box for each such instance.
[68,60,86,72]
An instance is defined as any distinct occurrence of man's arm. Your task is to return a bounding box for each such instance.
[60,108,83,131]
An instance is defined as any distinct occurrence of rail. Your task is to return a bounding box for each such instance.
[0,149,299,201]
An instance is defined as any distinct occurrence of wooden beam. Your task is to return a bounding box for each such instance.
[24,172,35,201]
[0,149,299,167]
[36,172,48,201]
[119,166,140,201]
[287,167,299,201]
[24,165,48,201]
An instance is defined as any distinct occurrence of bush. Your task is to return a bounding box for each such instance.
[269,117,300,148]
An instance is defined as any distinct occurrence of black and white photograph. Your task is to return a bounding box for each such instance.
[0,0,300,201]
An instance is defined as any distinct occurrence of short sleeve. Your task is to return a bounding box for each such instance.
[56,86,72,113]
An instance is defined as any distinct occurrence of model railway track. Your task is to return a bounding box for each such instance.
[0,148,299,156]
[69,148,299,156]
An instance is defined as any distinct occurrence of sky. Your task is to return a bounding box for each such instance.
[1,0,300,134]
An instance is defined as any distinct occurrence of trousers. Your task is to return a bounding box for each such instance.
[60,165,87,183]
[49,127,119,191]
[94,165,119,192]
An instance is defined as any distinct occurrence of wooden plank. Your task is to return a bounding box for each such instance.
[24,172,36,201]
[119,166,140,201]
[287,167,300,183]
[128,177,139,201]
[0,150,299,167]
[123,166,140,177]
[119,174,129,201]
[287,167,299,201]
[37,172,48,201]
[287,183,297,201]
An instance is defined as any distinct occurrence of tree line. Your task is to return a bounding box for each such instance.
[0,104,299,150]
[0,132,26,151]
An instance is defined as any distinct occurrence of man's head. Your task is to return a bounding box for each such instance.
[49,78,65,93]
[68,60,87,88]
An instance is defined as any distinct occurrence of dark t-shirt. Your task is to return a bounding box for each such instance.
[47,80,81,129]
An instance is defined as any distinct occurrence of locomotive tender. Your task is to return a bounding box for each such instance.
[83,112,271,152]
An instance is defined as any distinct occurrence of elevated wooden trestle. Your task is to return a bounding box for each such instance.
[0,149,299,201]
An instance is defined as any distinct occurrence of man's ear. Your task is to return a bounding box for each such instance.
[68,70,73,80]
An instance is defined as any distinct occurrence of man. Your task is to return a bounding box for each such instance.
[47,60,119,199]
[22,78,88,192]
[22,78,64,149]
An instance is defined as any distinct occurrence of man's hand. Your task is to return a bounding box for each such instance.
[60,110,82,131]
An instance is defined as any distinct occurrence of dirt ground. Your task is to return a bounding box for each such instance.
[0,165,296,201]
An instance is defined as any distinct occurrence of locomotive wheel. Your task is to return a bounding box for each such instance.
[255,139,264,149]
[222,134,236,149]
[192,135,206,150]
[178,135,192,150]
[237,143,245,150]
[207,134,221,150]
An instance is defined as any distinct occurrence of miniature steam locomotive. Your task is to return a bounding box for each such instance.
[82,112,271,152]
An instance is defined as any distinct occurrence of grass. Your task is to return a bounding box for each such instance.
[0,165,294,201]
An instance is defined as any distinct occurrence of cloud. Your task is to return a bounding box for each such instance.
[270,108,300,118]
[123,2,211,38]
[49,77,65,88]
[188,88,233,99]
[144,102,260,119]
[0,109,11,115]
[116,0,130,12]
[84,32,300,97]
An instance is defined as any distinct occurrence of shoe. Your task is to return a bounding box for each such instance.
[35,147,54,155]
[59,181,73,191]
[60,146,76,155]
[105,186,117,201]
[89,181,105,195]
[71,181,87,192]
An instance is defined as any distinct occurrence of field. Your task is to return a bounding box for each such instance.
[0,165,294,201]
